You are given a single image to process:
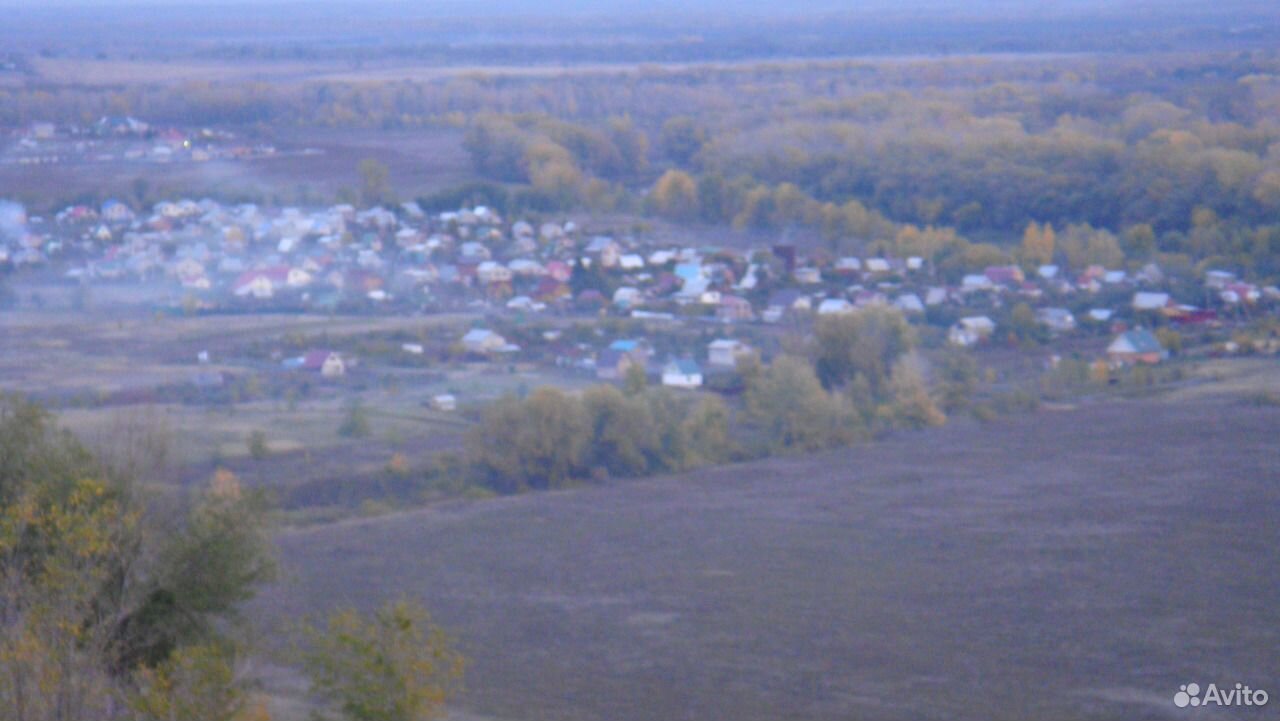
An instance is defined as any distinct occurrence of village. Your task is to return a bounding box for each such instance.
[2,117,286,169]
[3,187,1278,416]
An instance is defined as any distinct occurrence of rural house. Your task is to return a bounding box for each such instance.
[302,350,346,378]
[707,339,752,368]
[1107,329,1167,365]
[461,329,511,354]
[662,359,704,389]
[949,316,997,346]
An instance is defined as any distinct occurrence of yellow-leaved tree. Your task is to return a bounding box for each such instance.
[303,600,465,721]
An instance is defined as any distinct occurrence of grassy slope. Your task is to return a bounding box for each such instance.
[252,364,1280,720]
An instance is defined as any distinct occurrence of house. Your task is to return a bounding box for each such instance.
[101,200,134,223]
[948,316,996,346]
[834,257,862,274]
[793,267,822,284]
[817,298,854,315]
[984,265,1025,286]
[596,349,637,380]
[461,329,509,354]
[708,339,752,368]
[662,359,703,389]
[613,286,643,309]
[763,289,811,322]
[716,295,754,322]
[608,339,652,365]
[233,267,290,299]
[864,257,891,274]
[1036,307,1077,333]
[893,293,925,314]
[584,236,621,268]
[924,287,949,306]
[302,351,346,378]
[1107,329,1167,365]
[618,254,645,271]
[1204,270,1236,290]
[476,261,513,285]
[1132,291,1170,311]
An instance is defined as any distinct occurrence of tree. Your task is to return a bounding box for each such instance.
[247,430,268,461]
[358,159,391,206]
[678,397,734,468]
[744,356,860,454]
[623,362,647,396]
[1020,221,1055,266]
[128,643,248,721]
[303,600,464,721]
[888,353,946,429]
[649,170,699,221]
[935,348,978,412]
[659,116,706,165]
[0,397,274,720]
[812,307,915,394]
[581,385,656,478]
[465,388,587,492]
[339,401,371,439]
[1008,302,1045,344]
[1122,223,1156,259]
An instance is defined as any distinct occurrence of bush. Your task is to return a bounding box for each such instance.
[303,600,464,721]
[339,401,371,439]
[247,430,269,460]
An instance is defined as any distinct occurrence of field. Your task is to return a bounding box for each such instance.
[0,126,475,210]
[250,370,1280,721]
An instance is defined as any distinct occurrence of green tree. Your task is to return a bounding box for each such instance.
[812,307,915,394]
[649,170,700,221]
[128,643,247,721]
[0,398,274,720]
[247,430,268,461]
[888,353,946,429]
[678,397,734,467]
[339,401,371,439]
[358,159,391,206]
[744,356,860,454]
[623,362,648,396]
[935,349,978,412]
[303,600,464,721]
[466,388,587,492]
[581,385,656,478]
[659,116,706,164]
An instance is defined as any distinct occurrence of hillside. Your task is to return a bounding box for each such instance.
[252,376,1280,720]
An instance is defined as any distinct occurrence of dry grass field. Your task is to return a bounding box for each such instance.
[250,373,1280,720]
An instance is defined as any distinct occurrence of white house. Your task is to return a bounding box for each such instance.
[708,339,752,368]
[1036,307,1077,332]
[662,359,703,389]
[1133,292,1171,311]
[461,329,508,354]
[817,298,854,315]
[949,316,997,346]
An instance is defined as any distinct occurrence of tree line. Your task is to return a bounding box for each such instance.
[465,308,964,493]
